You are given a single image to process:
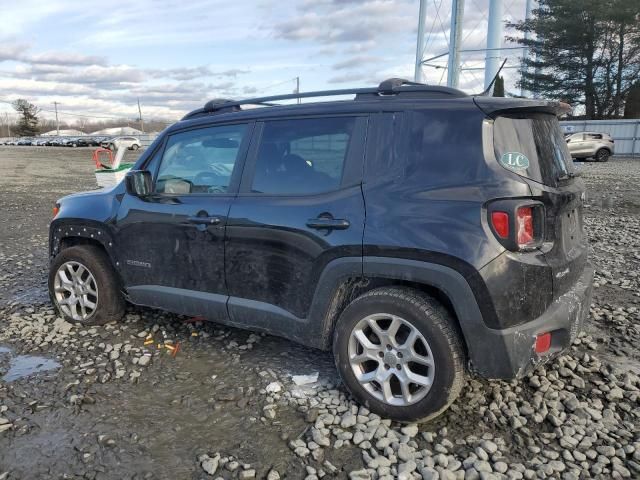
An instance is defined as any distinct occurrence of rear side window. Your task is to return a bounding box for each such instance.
[251,117,356,195]
[493,113,574,186]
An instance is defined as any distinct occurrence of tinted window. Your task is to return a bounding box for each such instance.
[494,113,574,187]
[252,117,355,194]
[155,124,246,194]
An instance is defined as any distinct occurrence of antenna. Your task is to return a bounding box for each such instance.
[478,59,508,96]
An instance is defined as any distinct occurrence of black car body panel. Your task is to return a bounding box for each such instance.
[50,86,593,379]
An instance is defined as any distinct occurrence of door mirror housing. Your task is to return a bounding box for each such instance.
[125,170,152,197]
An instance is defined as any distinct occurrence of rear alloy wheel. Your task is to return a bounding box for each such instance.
[49,245,125,325]
[333,287,466,422]
[595,148,610,162]
[348,313,436,406]
[131,144,140,151]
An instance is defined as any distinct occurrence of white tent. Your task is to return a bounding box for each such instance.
[41,129,86,136]
[89,127,144,136]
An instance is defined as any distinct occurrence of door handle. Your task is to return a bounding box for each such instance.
[187,216,221,226]
[306,217,350,230]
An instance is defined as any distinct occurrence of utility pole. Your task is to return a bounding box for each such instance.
[414,0,428,82]
[447,0,465,87]
[295,77,300,104]
[53,101,60,136]
[484,0,504,90]
[520,0,533,97]
[137,98,144,133]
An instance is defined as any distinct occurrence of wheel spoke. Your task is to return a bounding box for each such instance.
[83,297,96,311]
[380,377,395,403]
[404,366,432,387]
[399,376,412,403]
[365,317,385,339]
[403,329,418,349]
[409,355,434,367]
[386,316,402,344]
[351,350,379,363]
[355,369,377,384]
[353,329,378,350]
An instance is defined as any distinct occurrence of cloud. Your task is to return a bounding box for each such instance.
[332,55,379,70]
[0,43,107,67]
[272,0,416,44]
[327,72,369,84]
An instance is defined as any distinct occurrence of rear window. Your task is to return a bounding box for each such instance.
[493,113,574,186]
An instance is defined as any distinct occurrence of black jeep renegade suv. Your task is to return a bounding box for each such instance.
[48,79,593,422]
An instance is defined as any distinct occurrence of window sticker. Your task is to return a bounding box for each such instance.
[500,152,530,170]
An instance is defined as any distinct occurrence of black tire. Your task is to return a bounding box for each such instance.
[48,245,125,326]
[131,144,140,151]
[595,148,610,162]
[333,287,466,423]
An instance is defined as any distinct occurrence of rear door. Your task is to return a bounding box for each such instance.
[115,122,252,319]
[225,115,367,328]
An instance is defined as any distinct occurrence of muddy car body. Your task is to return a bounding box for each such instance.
[49,79,593,421]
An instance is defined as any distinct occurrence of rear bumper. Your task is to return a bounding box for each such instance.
[471,262,594,379]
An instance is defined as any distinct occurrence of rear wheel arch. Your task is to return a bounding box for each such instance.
[315,257,479,357]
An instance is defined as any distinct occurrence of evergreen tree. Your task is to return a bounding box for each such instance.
[492,76,505,97]
[508,0,640,119]
[12,99,40,136]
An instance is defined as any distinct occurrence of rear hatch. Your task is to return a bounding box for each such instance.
[477,99,589,300]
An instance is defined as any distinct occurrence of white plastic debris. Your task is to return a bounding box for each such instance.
[291,372,319,386]
[265,381,282,393]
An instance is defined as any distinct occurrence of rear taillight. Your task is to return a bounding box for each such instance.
[488,200,544,251]
[490,212,509,238]
[516,206,534,247]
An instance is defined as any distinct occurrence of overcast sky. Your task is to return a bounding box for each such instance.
[0,0,528,124]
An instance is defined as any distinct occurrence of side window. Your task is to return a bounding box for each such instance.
[251,117,356,195]
[155,124,247,194]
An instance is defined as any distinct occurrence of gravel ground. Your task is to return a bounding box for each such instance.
[0,147,638,480]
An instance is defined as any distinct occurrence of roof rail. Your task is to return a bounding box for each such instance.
[182,78,467,120]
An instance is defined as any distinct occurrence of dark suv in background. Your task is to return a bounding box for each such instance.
[48,79,593,422]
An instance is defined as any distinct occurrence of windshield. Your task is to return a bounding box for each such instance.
[493,113,574,187]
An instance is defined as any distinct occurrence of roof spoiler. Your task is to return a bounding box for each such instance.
[473,96,572,118]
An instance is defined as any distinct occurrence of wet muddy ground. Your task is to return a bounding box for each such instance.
[0,147,639,480]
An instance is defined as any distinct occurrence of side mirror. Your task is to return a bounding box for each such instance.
[125,170,152,197]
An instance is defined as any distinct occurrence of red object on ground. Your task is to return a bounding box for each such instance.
[535,332,552,354]
[92,148,114,169]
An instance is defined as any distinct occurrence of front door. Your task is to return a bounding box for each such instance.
[115,122,252,319]
[225,115,367,337]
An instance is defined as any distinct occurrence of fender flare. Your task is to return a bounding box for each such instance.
[50,219,118,265]
[312,256,508,377]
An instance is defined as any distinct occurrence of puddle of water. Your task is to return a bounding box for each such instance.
[2,354,61,382]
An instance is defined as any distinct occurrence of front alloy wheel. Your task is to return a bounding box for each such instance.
[49,245,125,325]
[53,261,98,322]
